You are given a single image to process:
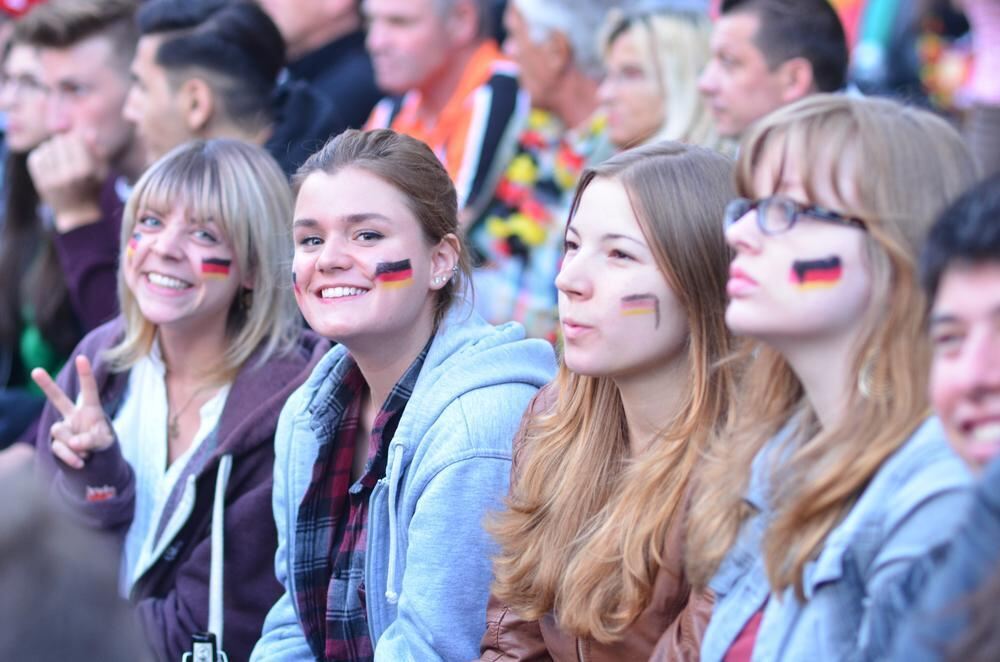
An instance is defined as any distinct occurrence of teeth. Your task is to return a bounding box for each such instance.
[321,286,367,299]
[148,272,191,290]
[970,422,1000,442]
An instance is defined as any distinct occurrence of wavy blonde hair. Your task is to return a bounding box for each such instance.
[105,139,301,379]
[489,141,736,642]
[685,94,977,598]
[601,8,723,151]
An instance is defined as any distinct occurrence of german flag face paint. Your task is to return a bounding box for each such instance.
[126,232,141,260]
[620,293,661,328]
[374,259,413,289]
[201,257,232,280]
[790,256,842,290]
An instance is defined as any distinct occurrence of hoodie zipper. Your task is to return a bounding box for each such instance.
[577,638,587,661]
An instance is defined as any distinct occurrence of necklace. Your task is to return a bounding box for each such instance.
[167,384,213,440]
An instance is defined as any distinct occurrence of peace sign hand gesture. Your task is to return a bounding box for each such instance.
[31,355,115,470]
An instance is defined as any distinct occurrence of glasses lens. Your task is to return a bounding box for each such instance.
[724,198,752,228]
[759,197,797,234]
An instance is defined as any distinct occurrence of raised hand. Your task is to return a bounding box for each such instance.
[26,131,106,232]
[31,355,115,470]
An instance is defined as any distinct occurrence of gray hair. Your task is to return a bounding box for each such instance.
[512,0,615,80]
[433,0,495,39]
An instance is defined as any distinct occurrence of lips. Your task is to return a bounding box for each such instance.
[320,286,369,299]
[727,264,758,297]
[959,419,1000,466]
[561,318,593,341]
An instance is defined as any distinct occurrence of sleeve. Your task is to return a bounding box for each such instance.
[250,392,315,662]
[449,74,527,214]
[479,595,552,662]
[889,457,1000,661]
[374,454,513,662]
[135,471,284,662]
[50,206,121,331]
[856,469,974,658]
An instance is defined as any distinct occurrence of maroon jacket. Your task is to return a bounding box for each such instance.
[33,318,330,662]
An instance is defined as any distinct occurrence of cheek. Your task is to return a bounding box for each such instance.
[928,359,959,420]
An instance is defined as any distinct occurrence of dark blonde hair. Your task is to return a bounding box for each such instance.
[293,128,471,326]
[686,94,977,598]
[489,141,736,641]
[106,139,300,379]
[15,0,138,70]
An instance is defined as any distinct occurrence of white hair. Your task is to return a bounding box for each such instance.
[512,0,615,80]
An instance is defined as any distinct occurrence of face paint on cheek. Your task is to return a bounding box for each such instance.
[201,257,232,280]
[790,256,842,290]
[126,232,141,260]
[620,293,661,328]
[374,259,413,289]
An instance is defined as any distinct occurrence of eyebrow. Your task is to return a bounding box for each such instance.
[929,306,1000,326]
[565,226,646,246]
[293,212,391,229]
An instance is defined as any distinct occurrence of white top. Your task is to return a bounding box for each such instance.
[113,343,230,595]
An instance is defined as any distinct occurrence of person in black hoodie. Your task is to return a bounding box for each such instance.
[123,0,339,176]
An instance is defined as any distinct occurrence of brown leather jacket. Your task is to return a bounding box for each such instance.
[478,387,713,661]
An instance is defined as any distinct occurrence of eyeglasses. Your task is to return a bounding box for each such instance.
[723,196,867,235]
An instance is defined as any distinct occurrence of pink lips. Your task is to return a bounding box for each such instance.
[561,319,592,341]
[727,265,758,297]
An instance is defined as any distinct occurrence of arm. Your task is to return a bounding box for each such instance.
[136,476,284,662]
[250,393,315,662]
[50,211,122,331]
[374,454,512,662]
[479,594,552,662]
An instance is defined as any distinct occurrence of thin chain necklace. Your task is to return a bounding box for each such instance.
[167,383,213,440]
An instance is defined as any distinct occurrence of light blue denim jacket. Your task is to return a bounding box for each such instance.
[250,303,556,661]
[701,417,973,662]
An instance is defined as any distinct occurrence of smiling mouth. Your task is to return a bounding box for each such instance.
[320,286,369,299]
[147,272,192,290]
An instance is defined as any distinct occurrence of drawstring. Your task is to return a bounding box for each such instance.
[384,443,405,604]
[209,454,233,652]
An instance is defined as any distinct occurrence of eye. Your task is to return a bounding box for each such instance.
[563,238,579,253]
[192,228,220,245]
[609,249,634,261]
[355,230,384,242]
[297,235,323,248]
[931,330,964,355]
[137,215,162,229]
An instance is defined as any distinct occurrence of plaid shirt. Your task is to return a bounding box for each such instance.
[294,342,429,662]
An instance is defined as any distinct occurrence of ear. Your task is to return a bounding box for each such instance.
[179,77,216,133]
[445,0,480,46]
[541,29,573,79]
[777,57,816,104]
[429,233,461,290]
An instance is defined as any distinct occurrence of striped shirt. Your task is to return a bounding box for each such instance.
[366,40,527,213]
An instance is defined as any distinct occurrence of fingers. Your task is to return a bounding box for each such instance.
[51,439,86,470]
[31,367,76,419]
[75,355,102,408]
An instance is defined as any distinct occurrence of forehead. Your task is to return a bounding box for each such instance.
[4,43,42,72]
[712,11,761,52]
[364,0,434,18]
[40,34,122,81]
[571,177,643,236]
[933,262,1000,319]
[295,167,417,224]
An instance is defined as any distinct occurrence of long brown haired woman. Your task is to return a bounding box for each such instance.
[480,140,737,660]
[687,94,978,661]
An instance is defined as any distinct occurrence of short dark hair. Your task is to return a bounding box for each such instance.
[721,0,848,93]
[921,173,1000,303]
[137,0,285,128]
[14,0,138,70]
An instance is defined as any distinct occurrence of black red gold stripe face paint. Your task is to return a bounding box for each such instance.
[201,257,232,279]
[620,293,661,328]
[126,232,141,259]
[374,259,413,289]
[790,256,842,290]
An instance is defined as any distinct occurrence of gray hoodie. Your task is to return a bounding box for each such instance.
[252,303,557,661]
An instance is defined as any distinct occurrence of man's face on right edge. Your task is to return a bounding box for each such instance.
[41,33,135,166]
[929,261,1000,473]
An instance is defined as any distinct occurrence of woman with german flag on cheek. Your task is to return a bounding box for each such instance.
[29,139,329,662]
[252,129,556,662]
[686,95,980,661]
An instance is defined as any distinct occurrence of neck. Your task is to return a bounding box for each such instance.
[545,68,600,131]
[415,41,483,126]
[289,11,360,61]
[775,330,862,429]
[614,351,690,456]
[202,119,272,147]
[115,138,149,183]
[347,308,436,416]
[158,317,231,383]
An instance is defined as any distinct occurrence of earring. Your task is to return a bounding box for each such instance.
[434,276,444,285]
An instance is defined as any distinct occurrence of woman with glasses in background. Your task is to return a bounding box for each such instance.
[685,94,979,661]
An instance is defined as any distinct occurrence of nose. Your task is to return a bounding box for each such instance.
[724,207,763,254]
[150,223,186,259]
[554,250,593,301]
[366,20,386,54]
[597,74,614,104]
[697,61,718,97]
[957,328,1000,400]
[122,84,142,125]
[315,237,353,273]
[45,93,71,134]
